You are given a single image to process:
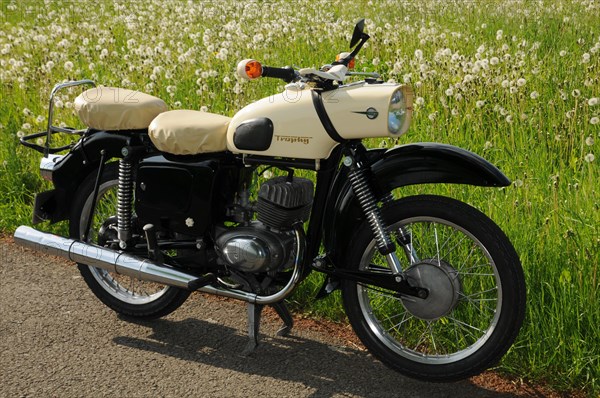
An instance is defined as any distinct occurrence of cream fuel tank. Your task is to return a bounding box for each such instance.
[226,82,413,160]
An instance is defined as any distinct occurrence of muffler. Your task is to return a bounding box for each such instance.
[13,226,199,289]
[13,225,305,305]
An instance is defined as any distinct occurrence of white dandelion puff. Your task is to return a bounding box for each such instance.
[476,100,485,108]
[530,91,539,99]
[584,153,595,162]
[585,136,595,146]
[588,97,598,106]
[517,78,526,87]
[582,53,591,63]
[590,116,599,125]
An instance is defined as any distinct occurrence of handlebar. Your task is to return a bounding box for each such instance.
[261,66,297,83]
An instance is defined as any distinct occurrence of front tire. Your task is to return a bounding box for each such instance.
[341,195,525,381]
[69,163,191,319]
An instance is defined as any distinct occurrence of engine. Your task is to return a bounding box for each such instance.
[215,176,313,273]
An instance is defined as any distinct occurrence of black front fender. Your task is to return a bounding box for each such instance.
[322,143,510,265]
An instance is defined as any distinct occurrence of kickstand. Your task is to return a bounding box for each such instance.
[242,302,263,356]
[272,301,294,336]
[242,300,295,356]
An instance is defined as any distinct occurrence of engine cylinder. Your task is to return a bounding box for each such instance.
[256,176,313,229]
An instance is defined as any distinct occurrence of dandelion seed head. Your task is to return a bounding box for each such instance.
[585,136,595,146]
[476,100,485,108]
[572,89,581,97]
[585,153,595,162]
[517,78,526,87]
[588,97,598,106]
[530,91,539,99]
[591,116,599,125]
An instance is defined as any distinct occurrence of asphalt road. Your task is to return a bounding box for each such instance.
[0,238,522,398]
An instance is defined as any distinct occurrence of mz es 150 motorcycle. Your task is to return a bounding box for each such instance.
[15,20,525,381]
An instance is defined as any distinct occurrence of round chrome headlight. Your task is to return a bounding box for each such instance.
[388,85,413,136]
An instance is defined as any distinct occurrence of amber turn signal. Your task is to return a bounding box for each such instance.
[336,52,355,69]
[236,59,262,80]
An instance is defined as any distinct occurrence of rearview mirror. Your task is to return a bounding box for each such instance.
[350,19,365,48]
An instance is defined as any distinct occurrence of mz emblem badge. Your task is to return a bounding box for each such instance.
[352,107,379,120]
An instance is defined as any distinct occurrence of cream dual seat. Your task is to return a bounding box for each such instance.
[149,110,230,155]
[75,87,230,155]
[75,87,168,131]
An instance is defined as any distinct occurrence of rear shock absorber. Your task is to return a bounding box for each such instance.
[117,158,133,249]
[345,154,403,275]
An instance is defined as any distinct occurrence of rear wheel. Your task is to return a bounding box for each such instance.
[69,163,190,319]
[341,195,525,381]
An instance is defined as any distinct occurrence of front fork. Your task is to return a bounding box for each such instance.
[344,147,417,277]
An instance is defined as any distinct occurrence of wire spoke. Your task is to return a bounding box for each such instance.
[447,316,485,334]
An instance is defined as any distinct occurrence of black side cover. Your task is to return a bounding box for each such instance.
[233,118,273,151]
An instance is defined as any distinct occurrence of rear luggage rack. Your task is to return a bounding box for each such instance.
[19,80,96,155]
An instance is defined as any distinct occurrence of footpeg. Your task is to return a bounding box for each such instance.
[187,273,217,291]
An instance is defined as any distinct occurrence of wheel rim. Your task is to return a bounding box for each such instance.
[79,179,170,305]
[356,216,502,364]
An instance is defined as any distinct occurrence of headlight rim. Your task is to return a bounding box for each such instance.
[387,85,414,136]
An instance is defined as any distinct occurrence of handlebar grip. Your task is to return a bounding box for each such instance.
[261,66,296,83]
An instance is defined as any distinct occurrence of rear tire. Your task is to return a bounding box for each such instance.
[69,163,190,319]
[341,195,525,381]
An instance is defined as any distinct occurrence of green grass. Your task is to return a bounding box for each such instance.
[1,0,598,395]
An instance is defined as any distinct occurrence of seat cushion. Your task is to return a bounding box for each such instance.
[74,87,168,131]
[149,110,231,155]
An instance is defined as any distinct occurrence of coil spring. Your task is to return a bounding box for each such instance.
[348,167,394,253]
[117,159,133,242]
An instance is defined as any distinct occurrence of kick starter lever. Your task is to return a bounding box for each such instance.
[143,224,164,263]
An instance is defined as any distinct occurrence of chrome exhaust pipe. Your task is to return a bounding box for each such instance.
[13,225,306,305]
[13,226,199,289]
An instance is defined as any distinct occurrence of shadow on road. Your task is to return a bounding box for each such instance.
[114,317,518,398]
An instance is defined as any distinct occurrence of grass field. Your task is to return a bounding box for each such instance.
[1,0,598,395]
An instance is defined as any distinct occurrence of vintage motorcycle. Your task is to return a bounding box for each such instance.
[14,20,525,381]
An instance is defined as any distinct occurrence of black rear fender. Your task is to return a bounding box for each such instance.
[322,143,510,266]
[35,131,138,224]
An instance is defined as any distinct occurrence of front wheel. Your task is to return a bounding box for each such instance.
[341,195,525,381]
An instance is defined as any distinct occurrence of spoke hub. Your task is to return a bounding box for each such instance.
[401,259,461,320]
